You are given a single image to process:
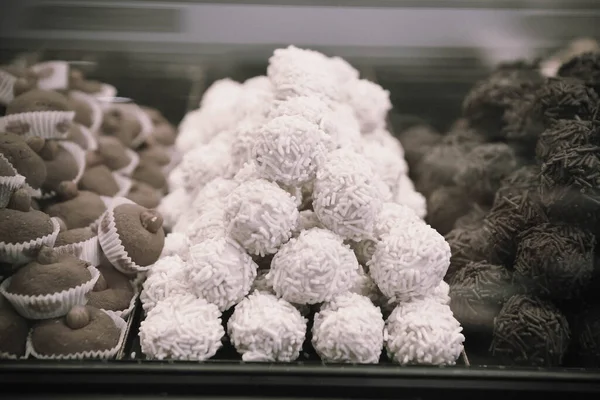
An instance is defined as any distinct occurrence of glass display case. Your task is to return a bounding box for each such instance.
[1,0,599,398]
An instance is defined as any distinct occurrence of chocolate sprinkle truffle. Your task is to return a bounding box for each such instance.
[449,261,514,334]
[0,133,47,190]
[536,119,598,163]
[414,143,469,196]
[0,296,28,357]
[78,165,120,197]
[558,51,600,94]
[491,294,570,367]
[397,125,442,167]
[514,223,595,301]
[534,78,599,124]
[444,227,488,281]
[426,186,472,235]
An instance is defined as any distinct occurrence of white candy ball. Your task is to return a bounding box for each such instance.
[160,233,190,261]
[157,187,191,230]
[141,255,190,313]
[344,79,391,134]
[179,140,232,193]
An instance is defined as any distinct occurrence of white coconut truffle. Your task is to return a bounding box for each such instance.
[228,291,307,362]
[267,228,361,304]
[233,161,260,183]
[313,148,384,241]
[431,281,451,305]
[191,177,239,210]
[384,298,464,366]
[361,138,408,191]
[224,179,300,256]
[229,120,263,173]
[167,165,186,191]
[349,266,385,305]
[140,294,224,361]
[186,206,227,245]
[368,223,451,303]
[200,78,243,110]
[364,129,405,158]
[267,96,331,125]
[179,139,233,193]
[253,115,333,186]
[344,79,391,134]
[160,232,191,261]
[312,293,384,364]
[158,187,191,230]
[176,108,236,153]
[140,255,190,313]
[187,237,258,311]
[394,176,427,219]
[329,56,360,83]
[243,75,273,92]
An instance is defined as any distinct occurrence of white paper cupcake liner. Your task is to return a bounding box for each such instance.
[97,197,151,275]
[31,61,69,91]
[0,153,26,208]
[103,280,139,320]
[0,265,100,320]
[100,195,115,208]
[27,309,127,360]
[93,84,118,102]
[113,173,133,198]
[69,90,103,135]
[0,111,76,140]
[75,123,98,151]
[0,349,29,360]
[22,181,42,199]
[131,105,154,149]
[116,149,140,177]
[0,69,17,105]
[53,235,101,266]
[0,217,60,264]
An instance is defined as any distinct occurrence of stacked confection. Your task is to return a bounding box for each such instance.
[0,60,167,359]
[140,46,464,365]
[397,39,600,367]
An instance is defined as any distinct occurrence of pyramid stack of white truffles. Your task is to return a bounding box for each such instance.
[139,46,465,365]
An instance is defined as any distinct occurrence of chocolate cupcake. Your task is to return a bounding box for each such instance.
[514,223,595,301]
[0,133,47,196]
[101,103,152,149]
[0,89,75,140]
[0,295,29,359]
[87,263,136,318]
[491,294,570,367]
[67,91,103,134]
[96,136,139,175]
[0,152,25,208]
[29,305,125,359]
[126,180,162,209]
[41,141,86,194]
[45,182,108,230]
[132,160,166,191]
[150,122,177,147]
[0,247,99,319]
[0,189,60,264]
[68,123,97,152]
[78,165,131,197]
[558,51,600,94]
[98,198,165,274]
[426,186,472,235]
[53,227,101,266]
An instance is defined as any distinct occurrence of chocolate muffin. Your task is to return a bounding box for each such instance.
[426,186,472,235]
[491,294,570,367]
[132,160,166,190]
[6,89,71,115]
[30,305,121,357]
[126,180,162,209]
[42,143,81,193]
[96,136,132,171]
[138,145,171,167]
[78,165,120,197]
[101,106,143,148]
[0,133,47,191]
[87,263,134,313]
[0,295,28,357]
[0,65,37,96]
[45,182,107,229]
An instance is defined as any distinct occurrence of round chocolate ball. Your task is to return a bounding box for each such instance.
[444,227,489,281]
[558,51,600,94]
[536,119,598,163]
[426,186,472,235]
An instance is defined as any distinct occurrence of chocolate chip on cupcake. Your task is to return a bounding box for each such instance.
[0,294,29,359]
[87,263,136,318]
[0,133,47,197]
[45,181,107,230]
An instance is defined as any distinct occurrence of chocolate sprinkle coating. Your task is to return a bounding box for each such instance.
[426,186,472,235]
[454,143,518,205]
[449,261,515,333]
[45,190,106,230]
[414,143,470,196]
[536,119,599,163]
[6,89,71,115]
[0,299,28,356]
[572,305,600,367]
[0,208,53,244]
[0,133,47,190]
[558,51,600,94]
[397,125,442,167]
[31,306,120,356]
[444,227,489,281]
[491,294,570,367]
[78,165,119,197]
[533,78,599,124]
[514,223,595,301]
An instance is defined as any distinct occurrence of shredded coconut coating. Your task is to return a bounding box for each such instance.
[228,291,307,362]
[267,46,341,103]
[187,237,258,311]
[233,161,261,183]
[225,179,300,256]
[375,202,423,237]
[313,148,385,241]
[268,96,332,125]
[229,120,263,173]
[191,177,239,210]
[180,140,233,193]
[313,293,384,363]
[292,209,324,237]
[267,228,361,304]
[160,232,191,261]
[361,138,408,191]
[158,187,191,230]
[384,298,464,365]
[363,129,405,158]
[167,165,185,191]
[329,56,360,83]
[393,175,427,219]
[176,107,237,153]
[140,294,224,361]
[344,79,391,134]
[186,206,227,245]
[141,256,190,313]
[349,266,385,305]
[200,78,243,109]
[243,75,273,93]
[253,115,333,186]
[368,223,451,303]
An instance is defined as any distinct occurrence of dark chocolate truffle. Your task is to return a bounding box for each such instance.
[78,165,120,197]
[138,145,171,167]
[45,190,106,230]
[397,125,442,167]
[491,294,570,367]
[414,143,470,196]
[536,119,599,163]
[6,89,71,115]
[7,253,91,296]
[558,51,600,94]
[0,208,54,244]
[126,180,162,209]
[132,161,166,190]
[101,107,142,148]
[444,227,489,281]
[108,203,164,267]
[31,306,120,356]
[0,133,47,189]
[54,227,95,247]
[87,264,134,312]
[514,223,595,301]
[42,144,80,192]
[454,143,518,205]
[453,204,489,229]
[0,297,29,357]
[534,77,599,124]
[96,136,131,171]
[449,261,515,334]
[426,186,472,235]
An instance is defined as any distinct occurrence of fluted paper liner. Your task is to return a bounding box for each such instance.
[100,195,115,208]
[103,280,139,320]
[0,217,60,264]
[53,235,101,266]
[0,153,25,208]
[70,90,103,134]
[0,69,16,105]
[0,265,100,320]
[97,197,151,275]
[75,123,98,151]
[0,111,76,140]
[31,61,69,91]
[130,105,154,149]
[39,141,86,200]
[22,182,42,199]
[0,349,29,360]
[113,172,133,198]
[27,309,127,360]
[116,148,140,176]
[92,84,118,102]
